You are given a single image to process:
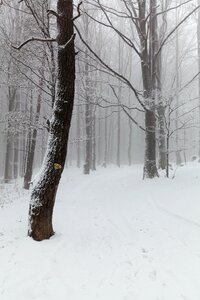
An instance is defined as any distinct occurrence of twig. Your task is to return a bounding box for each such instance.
[72,1,83,21]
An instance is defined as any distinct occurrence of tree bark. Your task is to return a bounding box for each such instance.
[28,0,76,241]
[140,0,158,178]
[144,109,158,178]
[157,0,168,170]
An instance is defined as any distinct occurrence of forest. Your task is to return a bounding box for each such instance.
[0,0,200,299]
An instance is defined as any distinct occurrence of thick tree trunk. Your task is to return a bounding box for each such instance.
[28,0,75,241]
[139,0,158,179]
[141,63,158,178]
[144,109,158,178]
[157,0,168,170]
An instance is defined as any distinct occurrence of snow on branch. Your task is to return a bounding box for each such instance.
[12,37,57,50]
[58,34,76,50]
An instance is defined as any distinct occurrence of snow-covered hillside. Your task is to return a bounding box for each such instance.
[0,164,200,300]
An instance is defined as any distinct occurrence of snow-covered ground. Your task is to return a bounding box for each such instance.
[0,164,200,300]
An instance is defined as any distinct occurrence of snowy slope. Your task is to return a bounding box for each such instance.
[0,164,200,300]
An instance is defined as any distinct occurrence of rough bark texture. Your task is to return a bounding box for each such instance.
[139,0,158,178]
[157,0,168,170]
[144,110,158,178]
[28,0,75,241]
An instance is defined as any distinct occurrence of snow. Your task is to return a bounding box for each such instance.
[0,164,200,300]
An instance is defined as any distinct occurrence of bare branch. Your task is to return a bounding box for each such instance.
[12,37,57,50]
[47,9,60,19]
[109,85,146,132]
[155,0,193,18]
[58,34,76,50]
[72,1,83,21]
[156,5,200,56]
[74,24,147,111]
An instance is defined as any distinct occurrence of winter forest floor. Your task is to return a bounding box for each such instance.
[0,164,200,300]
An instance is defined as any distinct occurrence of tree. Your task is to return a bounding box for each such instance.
[27,0,79,241]
[83,10,92,174]
[76,0,200,177]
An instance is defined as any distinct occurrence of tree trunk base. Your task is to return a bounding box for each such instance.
[28,207,55,241]
[143,161,159,179]
[83,163,90,174]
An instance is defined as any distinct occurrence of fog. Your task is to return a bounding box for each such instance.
[0,0,199,180]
